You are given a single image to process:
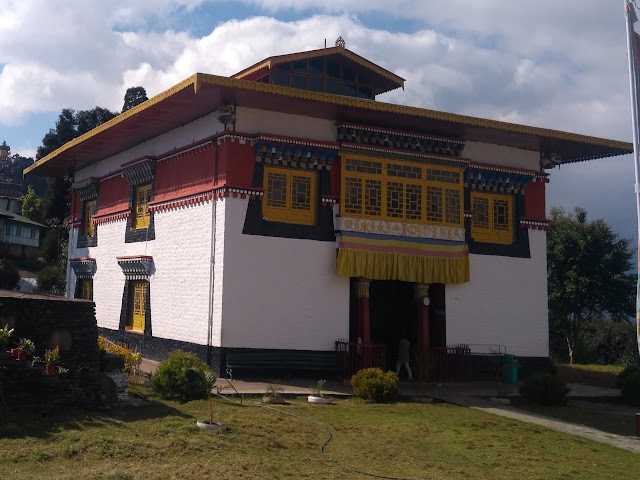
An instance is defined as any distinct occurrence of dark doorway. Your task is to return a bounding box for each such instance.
[369,280,416,372]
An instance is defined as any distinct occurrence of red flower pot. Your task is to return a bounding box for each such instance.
[11,348,19,359]
[72,379,81,388]
[18,352,27,361]
[46,365,56,375]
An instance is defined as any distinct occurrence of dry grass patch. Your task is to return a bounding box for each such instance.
[0,386,638,480]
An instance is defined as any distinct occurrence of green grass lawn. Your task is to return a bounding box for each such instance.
[1,386,638,480]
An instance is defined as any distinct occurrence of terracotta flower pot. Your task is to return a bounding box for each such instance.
[46,365,56,375]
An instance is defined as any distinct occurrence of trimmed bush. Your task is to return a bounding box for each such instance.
[619,370,640,406]
[151,350,215,402]
[519,372,570,406]
[351,368,399,403]
[0,259,19,290]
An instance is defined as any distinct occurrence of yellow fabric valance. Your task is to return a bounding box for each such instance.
[336,233,469,285]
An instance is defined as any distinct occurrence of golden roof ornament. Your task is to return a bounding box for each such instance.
[335,36,345,48]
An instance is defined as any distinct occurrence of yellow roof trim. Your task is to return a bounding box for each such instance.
[24,74,201,176]
[233,47,405,89]
[199,74,630,151]
[26,72,631,177]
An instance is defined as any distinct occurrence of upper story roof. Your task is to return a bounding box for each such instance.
[24,49,632,178]
[232,45,405,99]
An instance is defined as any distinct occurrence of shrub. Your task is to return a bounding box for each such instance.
[0,259,19,290]
[151,350,215,402]
[96,336,141,373]
[618,369,640,406]
[519,372,570,406]
[351,368,399,403]
[35,266,65,295]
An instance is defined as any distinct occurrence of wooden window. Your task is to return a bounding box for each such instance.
[127,281,147,333]
[16,226,21,237]
[341,155,463,227]
[263,167,316,225]
[84,200,96,237]
[81,280,93,300]
[132,184,152,230]
[471,192,514,244]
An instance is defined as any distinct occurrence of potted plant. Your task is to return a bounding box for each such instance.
[70,365,87,388]
[0,325,14,359]
[263,382,286,404]
[16,338,35,361]
[308,379,331,404]
[44,346,60,375]
[195,368,227,431]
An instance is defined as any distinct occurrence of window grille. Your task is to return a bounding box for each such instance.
[263,167,316,225]
[471,192,514,244]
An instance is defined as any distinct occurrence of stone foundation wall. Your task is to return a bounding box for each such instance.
[0,290,101,395]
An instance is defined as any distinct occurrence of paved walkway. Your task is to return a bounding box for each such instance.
[137,359,640,453]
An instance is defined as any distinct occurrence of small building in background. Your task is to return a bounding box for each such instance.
[0,141,45,259]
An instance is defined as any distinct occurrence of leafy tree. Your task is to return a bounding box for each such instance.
[122,86,148,113]
[76,107,117,136]
[19,185,42,221]
[37,108,77,160]
[547,207,635,364]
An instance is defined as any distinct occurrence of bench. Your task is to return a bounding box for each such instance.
[225,349,337,380]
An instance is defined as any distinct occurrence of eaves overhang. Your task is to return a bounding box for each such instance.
[24,73,633,178]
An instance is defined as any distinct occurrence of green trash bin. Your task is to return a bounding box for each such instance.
[502,354,518,384]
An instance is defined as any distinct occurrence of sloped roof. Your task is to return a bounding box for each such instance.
[24,73,632,178]
[232,46,405,96]
[0,209,46,227]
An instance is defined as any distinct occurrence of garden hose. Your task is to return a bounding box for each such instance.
[214,392,425,480]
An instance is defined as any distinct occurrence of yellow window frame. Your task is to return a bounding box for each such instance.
[127,281,147,333]
[81,279,92,300]
[132,184,152,230]
[471,192,514,244]
[340,154,463,227]
[84,200,96,237]
[263,166,317,225]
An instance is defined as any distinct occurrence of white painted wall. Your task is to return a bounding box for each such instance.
[67,199,216,346]
[463,141,539,171]
[445,229,549,357]
[75,112,225,182]
[236,107,336,142]
[219,198,350,351]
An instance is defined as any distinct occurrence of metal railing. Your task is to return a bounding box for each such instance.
[335,339,387,382]
[432,344,472,384]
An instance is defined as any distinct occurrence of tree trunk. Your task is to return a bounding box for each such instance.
[566,336,574,365]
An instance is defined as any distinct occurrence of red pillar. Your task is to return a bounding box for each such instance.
[414,283,430,380]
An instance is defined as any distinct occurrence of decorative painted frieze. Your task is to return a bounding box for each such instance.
[254,135,339,170]
[122,157,155,186]
[71,177,99,201]
[337,123,465,157]
[519,219,550,231]
[464,166,533,194]
[116,255,153,280]
[69,257,97,279]
[339,216,465,242]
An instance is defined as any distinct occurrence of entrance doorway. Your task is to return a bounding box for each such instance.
[369,280,416,374]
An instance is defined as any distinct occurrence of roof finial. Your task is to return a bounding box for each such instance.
[335,36,345,48]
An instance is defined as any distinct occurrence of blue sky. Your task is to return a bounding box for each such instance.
[0,0,637,245]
